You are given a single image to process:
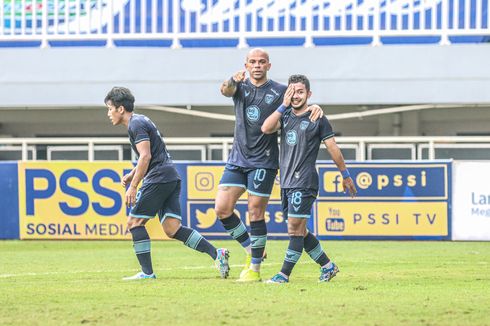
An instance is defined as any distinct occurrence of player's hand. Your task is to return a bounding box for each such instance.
[343,177,357,198]
[121,173,133,188]
[306,104,324,122]
[232,70,246,83]
[283,84,294,107]
[125,186,137,208]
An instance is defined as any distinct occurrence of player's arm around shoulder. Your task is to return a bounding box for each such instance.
[262,84,294,134]
[221,70,246,97]
[306,104,324,122]
[323,137,357,198]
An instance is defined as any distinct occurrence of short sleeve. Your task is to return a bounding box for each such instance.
[130,119,150,144]
[319,116,335,141]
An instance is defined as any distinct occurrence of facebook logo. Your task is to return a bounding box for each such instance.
[323,172,343,193]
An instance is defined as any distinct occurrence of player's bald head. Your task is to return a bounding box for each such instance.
[245,48,270,62]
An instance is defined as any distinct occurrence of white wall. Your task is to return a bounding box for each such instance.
[1,44,490,107]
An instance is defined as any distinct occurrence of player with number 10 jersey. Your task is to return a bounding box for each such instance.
[216,49,325,282]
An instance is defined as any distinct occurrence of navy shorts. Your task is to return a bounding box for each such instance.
[281,188,317,219]
[219,164,277,197]
[129,180,182,223]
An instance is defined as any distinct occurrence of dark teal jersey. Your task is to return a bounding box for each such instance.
[128,114,180,184]
[279,108,334,190]
[228,79,287,169]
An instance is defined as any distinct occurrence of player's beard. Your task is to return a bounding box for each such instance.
[291,99,307,111]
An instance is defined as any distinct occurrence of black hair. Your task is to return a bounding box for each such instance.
[104,87,135,112]
[288,74,310,92]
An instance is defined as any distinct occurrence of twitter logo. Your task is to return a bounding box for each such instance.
[195,208,217,229]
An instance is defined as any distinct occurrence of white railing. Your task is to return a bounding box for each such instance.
[0,0,488,47]
[2,136,490,161]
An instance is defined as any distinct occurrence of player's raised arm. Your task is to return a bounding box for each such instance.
[261,84,294,134]
[323,137,357,197]
[220,70,246,97]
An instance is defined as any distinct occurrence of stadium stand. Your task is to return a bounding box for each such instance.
[0,0,490,161]
[1,0,488,47]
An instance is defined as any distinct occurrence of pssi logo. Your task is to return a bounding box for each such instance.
[264,94,275,104]
[246,105,260,122]
[24,168,132,216]
[325,218,345,232]
[286,130,297,146]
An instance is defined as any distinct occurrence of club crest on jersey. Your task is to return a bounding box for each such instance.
[286,130,297,146]
[300,121,310,130]
[265,94,275,104]
[246,105,261,122]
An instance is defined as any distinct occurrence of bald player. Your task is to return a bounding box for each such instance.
[216,48,324,282]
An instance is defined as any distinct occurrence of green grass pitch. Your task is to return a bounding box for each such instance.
[1,240,489,325]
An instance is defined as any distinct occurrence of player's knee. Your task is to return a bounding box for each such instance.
[214,203,231,219]
[162,219,182,238]
[287,222,307,236]
[164,228,177,238]
[127,218,144,230]
[247,205,265,222]
[288,229,306,237]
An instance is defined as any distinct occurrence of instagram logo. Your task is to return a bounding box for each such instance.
[195,172,214,191]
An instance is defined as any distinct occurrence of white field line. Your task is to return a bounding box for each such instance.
[0,261,307,279]
[1,261,487,279]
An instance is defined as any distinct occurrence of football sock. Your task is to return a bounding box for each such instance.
[173,226,217,260]
[280,236,304,277]
[304,231,330,266]
[250,220,267,269]
[130,226,153,275]
[220,213,251,252]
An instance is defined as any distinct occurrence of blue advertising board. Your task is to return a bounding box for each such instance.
[0,160,451,240]
[0,162,19,239]
[316,161,451,240]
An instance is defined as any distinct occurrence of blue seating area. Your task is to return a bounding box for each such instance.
[0,0,489,47]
